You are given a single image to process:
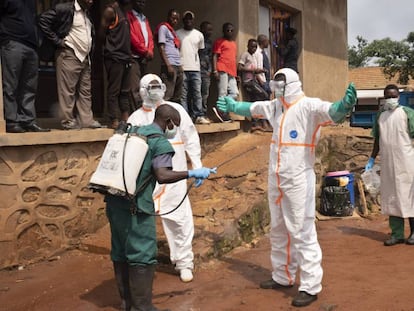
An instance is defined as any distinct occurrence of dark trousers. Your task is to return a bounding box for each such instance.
[201,73,211,115]
[1,40,38,126]
[130,57,147,110]
[160,64,183,103]
[104,58,132,122]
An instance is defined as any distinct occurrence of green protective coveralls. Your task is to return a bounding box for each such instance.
[105,123,174,265]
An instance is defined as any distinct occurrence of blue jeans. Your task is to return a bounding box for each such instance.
[181,71,203,118]
[218,72,239,99]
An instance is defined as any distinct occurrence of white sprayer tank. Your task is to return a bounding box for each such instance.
[89,133,149,196]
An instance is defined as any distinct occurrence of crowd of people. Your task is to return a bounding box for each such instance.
[0,0,299,133]
[5,1,413,311]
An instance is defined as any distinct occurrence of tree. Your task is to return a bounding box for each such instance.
[348,33,414,85]
[348,36,370,68]
[365,32,414,85]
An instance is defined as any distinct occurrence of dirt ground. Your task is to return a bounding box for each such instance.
[1,126,414,311]
[1,215,414,311]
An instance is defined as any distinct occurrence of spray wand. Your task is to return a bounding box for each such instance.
[141,146,257,216]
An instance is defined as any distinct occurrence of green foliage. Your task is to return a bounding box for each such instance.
[348,32,414,85]
[348,36,369,68]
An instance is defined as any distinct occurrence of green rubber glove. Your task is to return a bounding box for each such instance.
[216,96,252,117]
[329,83,357,123]
[343,82,357,108]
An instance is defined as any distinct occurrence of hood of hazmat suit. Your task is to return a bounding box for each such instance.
[139,74,166,109]
[273,68,304,104]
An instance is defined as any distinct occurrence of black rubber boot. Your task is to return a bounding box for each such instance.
[129,264,170,311]
[260,279,293,289]
[385,216,405,246]
[407,218,414,245]
[292,291,318,307]
[113,261,131,311]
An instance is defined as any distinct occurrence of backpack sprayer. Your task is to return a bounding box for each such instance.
[88,123,160,197]
[89,124,257,216]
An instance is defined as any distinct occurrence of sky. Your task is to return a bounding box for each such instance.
[347,0,414,46]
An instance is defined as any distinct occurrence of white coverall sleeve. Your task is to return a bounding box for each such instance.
[178,106,202,169]
[308,99,334,124]
[127,109,148,126]
[250,100,278,120]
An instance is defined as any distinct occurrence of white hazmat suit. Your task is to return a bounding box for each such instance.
[128,74,202,278]
[217,68,357,299]
[374,106,414,217]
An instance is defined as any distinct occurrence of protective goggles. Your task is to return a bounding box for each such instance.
[269,80,286,92]
[146,83,166,92]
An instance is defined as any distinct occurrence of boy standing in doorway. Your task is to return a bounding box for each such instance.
[212,22,239,123]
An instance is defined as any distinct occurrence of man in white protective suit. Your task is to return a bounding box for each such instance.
[216,68,357,307]
[128,73,201,283]
[365,84,414,247]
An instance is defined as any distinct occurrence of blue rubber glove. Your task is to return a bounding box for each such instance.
[365,157,375,171]
[329,83,357,123]
[194,178,204,188]
[216,96,252,117]
[188,167,217,179]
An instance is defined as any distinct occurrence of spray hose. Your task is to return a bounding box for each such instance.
[135,146,257,217]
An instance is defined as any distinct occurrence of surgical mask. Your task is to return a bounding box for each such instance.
[148,88,165,102]
[269,80,285,98]
[164,121,178,139]
[383,97,399,111]
[140,83,166,108]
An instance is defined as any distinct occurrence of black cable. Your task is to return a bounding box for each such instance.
[134,146,257,217]
[134,180,195,217]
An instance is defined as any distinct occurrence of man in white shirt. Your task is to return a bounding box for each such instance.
[254,34,271,96]
[39,0,102,130]
[253,34,272,131]
[176,11,210,124]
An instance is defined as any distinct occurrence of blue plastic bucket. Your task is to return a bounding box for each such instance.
[324,171,355,206]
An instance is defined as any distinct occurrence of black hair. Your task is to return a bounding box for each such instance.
[222,22,234,33]
[155,104,180,124]
[200,21,211,30]
[384,84,399,93]
[167,8,178,17]
[247,38,257,46]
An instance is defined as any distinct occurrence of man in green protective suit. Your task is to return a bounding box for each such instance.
[105,104,216,311]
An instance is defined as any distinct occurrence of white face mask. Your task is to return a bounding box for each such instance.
[140,83,166,108]
[164,121,178,139]
[384,97,399,111]
[148,88,165,102]
[269,80,286,98]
